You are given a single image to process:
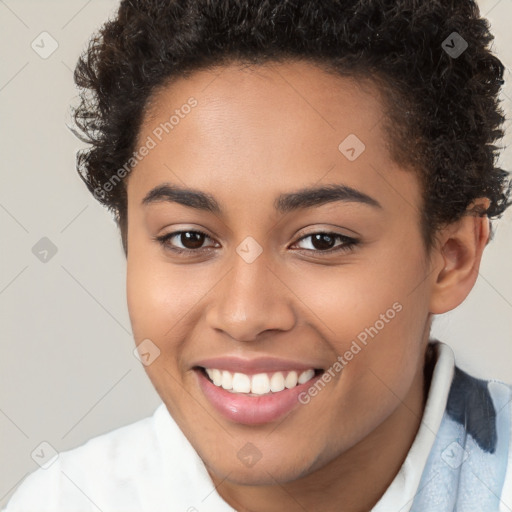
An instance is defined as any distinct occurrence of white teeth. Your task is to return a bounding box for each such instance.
[211,369,222,386]
[232,373,251,393]
[298,369,315,384]
[221,370,232,390]
[251,373,270,395]
[204,367,317,395]
[285,370,298,389]
[270,372,285,392]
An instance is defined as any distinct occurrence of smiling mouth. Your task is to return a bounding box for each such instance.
[195,366,324,396]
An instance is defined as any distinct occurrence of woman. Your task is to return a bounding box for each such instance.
[4,0,511,510]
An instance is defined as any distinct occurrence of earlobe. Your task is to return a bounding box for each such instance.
[429,207,490,315]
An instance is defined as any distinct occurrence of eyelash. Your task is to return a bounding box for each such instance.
[154,229,359,257]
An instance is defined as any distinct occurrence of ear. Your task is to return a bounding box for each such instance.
[429,199,490,314]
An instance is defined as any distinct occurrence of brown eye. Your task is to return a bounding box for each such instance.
[309,233,336,251]
[177,231,207,250]
[155,230,215,253]
[293,232,358,255]
[155,230,358,257]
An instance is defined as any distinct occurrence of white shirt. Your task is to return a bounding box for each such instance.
[4,341,512,511]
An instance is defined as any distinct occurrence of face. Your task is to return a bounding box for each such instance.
[125,60,434,485]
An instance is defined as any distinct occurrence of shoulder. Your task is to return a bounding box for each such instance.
[446,366,512,454]
[429,341,512,456]
[3,405,164,511]
[409,344,512,511]
[444,366,512,510]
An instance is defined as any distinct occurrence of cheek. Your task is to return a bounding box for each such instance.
[126,248,181,343]
[291,245,427,344]
[295,243,428,398]
[126,251,216,356]
[126,258,193,407]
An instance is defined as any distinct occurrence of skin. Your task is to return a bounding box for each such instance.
[124,60,489,511]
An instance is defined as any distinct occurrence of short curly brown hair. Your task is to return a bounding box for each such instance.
[71,0,511,256]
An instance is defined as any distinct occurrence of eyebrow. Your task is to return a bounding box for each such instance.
[141,182,382,214]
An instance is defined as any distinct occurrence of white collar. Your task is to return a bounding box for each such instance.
[372,341,455,511]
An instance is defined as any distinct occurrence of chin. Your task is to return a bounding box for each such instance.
[205,449,319,486]
[219,466,307,486]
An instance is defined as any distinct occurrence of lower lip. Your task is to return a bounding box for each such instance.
[195,368,323,425]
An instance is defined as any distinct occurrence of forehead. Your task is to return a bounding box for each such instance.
[129,60,420,219]
[141,60,387,148]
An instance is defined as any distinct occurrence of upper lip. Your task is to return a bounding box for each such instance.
[193,356,324,375]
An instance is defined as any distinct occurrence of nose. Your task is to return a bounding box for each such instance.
[205,251,296,342]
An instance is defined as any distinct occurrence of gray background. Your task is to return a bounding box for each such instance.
[1,0,511,507]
